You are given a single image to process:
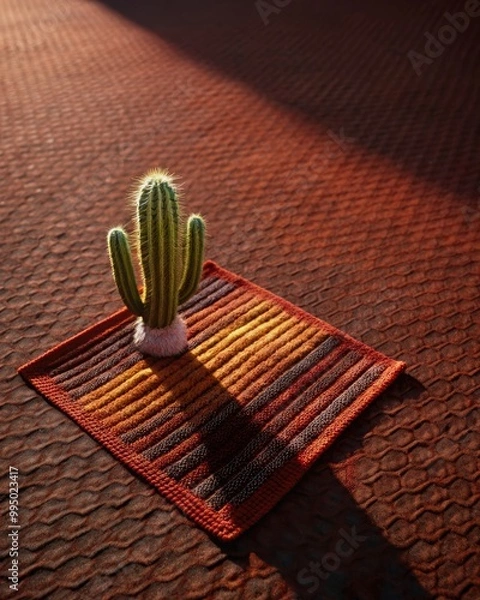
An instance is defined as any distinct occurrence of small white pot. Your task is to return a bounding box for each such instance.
[133,315,188,357]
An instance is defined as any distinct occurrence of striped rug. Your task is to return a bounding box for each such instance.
[18,261,405,539]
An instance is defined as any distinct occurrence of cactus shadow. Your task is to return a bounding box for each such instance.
[142,354,431,598]
[213,372,432,599]
[144,350,293,498]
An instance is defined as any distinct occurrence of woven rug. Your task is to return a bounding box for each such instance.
[18,261,405,540]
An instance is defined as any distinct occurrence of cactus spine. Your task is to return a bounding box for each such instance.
[107,171,205,337]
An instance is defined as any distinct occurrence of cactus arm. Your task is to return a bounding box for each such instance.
[178,215,206,305]
[107,228,144,316]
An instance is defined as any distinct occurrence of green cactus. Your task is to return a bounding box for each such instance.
[107,171,205,330]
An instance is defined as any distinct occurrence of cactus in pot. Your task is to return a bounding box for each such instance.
[107,170,206,357]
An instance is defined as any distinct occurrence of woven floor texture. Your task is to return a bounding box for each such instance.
[1,0,479,598]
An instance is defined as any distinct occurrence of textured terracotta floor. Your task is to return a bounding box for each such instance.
[1,0,479,598]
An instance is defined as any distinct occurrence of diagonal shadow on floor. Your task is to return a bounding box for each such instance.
[99,0,480,203]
